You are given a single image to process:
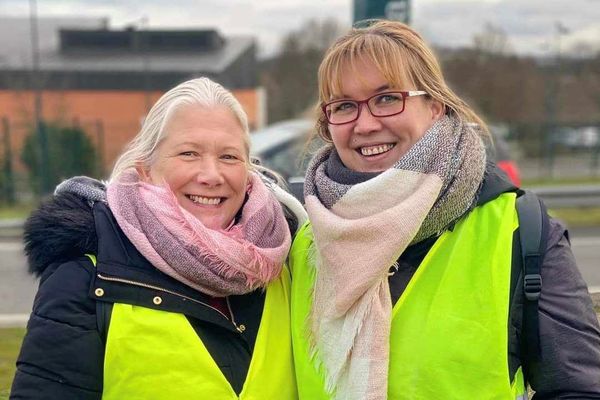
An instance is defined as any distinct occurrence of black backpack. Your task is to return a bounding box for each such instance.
[514,189,550,367]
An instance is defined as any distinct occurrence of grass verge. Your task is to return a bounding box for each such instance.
[523,177,600,187]
[0,203,35,220]
[0,328,25,399]
[548,207,600,228]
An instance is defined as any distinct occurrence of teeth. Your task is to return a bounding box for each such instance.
[188,195,222,205]
[360,143,394,156]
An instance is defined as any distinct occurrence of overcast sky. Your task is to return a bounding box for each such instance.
[2,0,599,58]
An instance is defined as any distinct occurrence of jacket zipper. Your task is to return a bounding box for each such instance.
[96,273,242,332]
[226,297,244,333]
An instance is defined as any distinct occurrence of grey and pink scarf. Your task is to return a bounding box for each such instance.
[106,168,292,297]
[304,116,487,399]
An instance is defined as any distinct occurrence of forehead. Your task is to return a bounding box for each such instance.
[325,55,411,100]
[161,104,247,148]
[337,60,389,96]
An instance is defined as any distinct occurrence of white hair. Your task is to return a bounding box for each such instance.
[110,77,250,181]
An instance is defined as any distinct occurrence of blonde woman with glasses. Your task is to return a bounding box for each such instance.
[289,20,600,400]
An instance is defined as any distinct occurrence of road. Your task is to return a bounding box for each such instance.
[571,227,600,292]
[0,228,599,325]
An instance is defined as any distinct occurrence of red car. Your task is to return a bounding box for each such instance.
[487,130,522,187]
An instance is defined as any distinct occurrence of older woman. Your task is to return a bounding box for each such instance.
[11,78,304,399]
[289,20,600,399]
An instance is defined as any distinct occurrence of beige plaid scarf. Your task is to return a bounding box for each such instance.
[303,116,486,399]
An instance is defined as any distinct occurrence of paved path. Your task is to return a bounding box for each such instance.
[519,155,600,180]
[1,227,598,327]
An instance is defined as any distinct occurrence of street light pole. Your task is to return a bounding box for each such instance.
[29,0,50,194]
[141,16,152,113]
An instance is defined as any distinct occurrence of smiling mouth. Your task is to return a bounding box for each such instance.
[358,143,395,156]
[186,195,224,205]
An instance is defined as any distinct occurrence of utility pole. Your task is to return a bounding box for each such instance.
[2,117,15,204]
[29,0,50,194]
[542,22,569,177]
[141,16,152,113]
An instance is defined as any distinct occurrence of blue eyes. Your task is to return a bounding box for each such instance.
[376,94,401,104]
[178,151,239,161]
[333,102,357,113]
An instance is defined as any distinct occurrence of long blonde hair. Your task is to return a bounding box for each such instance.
[315,20,488,142]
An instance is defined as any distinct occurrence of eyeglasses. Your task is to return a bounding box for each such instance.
[322,91,428,125]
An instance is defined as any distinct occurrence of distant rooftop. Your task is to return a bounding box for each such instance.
[0,16,257,90]
[0,16,108,67]
[59,29,225,54]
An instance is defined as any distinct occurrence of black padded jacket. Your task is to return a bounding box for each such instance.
[11,194,269,399]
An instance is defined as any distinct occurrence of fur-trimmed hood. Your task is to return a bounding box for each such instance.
[23,192,97,277]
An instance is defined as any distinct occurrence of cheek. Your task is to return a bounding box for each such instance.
[329,126,351,148]
[151,162,191,189]
[230,169,250,197]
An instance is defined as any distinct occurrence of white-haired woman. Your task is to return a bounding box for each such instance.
[11,78,304,399]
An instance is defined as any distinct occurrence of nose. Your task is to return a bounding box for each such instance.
[195,158,225,187]
[353,103,382,135]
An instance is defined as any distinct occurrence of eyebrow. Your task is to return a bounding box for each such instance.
[174,141,202,149]
[174,141,244,153]
[339,84,391,99]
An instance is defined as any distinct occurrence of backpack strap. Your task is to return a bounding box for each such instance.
[85,253,113,344]
[515,190,549,365]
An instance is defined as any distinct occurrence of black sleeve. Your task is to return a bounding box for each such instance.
[529,218,600,399]
[10,259,104,400]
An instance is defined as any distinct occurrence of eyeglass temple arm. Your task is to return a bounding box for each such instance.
[406,90,428,97]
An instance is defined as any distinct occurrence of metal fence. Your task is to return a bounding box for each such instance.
[0,116,106,203]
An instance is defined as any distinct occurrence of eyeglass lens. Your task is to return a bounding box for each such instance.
[325,92,406,124]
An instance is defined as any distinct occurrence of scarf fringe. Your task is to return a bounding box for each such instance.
[306,241,380,399]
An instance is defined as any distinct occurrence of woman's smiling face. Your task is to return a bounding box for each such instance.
[327,60,444,173]
[140,104,249,230]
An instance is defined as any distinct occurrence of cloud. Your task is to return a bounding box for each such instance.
[413,0,600,55]
[2,0,597,57]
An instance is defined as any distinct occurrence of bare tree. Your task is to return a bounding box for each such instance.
[260,18,345,124]
[472,23,513,57]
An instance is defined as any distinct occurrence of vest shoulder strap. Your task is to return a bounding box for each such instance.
[514,190,550,365]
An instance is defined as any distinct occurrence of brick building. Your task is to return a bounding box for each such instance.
[0,17,264,176]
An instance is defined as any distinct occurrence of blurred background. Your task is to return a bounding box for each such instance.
[0,0,599,394]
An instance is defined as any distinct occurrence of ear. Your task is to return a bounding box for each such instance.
[429,99,445,122]
[135,162,152,183]
[245,172,253,194]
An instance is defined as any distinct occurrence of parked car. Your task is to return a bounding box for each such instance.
[251,119,522,201]
[250,119,314,180]
[487,128,521,187]
[551,126,600,150]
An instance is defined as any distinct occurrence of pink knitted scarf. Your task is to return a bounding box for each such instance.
[106,169,291,296]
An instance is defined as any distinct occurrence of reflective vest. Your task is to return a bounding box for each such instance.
[290,192,527,399]
[99,266,297,400]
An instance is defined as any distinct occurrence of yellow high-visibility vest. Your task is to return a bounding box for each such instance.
[290,192,526,399]
[97,266,297,400]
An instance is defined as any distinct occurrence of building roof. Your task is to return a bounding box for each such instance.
[0,17,257,90]
[0,16,108,68]
[34,36,254,74]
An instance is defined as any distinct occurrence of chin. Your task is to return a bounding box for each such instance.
[198,218,223,230]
